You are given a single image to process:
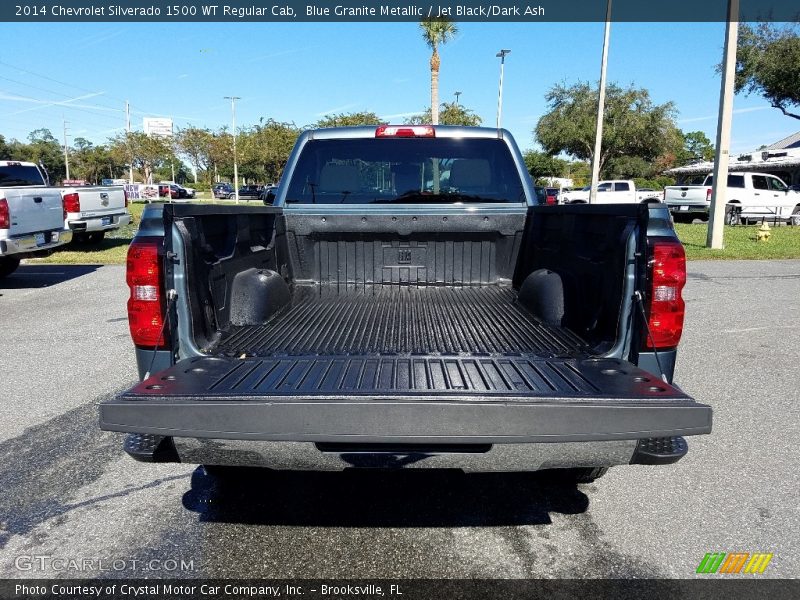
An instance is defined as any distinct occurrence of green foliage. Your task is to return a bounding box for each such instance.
[632,176,675,190]
[314,112,386,128]
[419,18,458,125]
[522,150,567,179]
[238,119,301,183]
[679,131,715,163]
[735,23,800,120]
[109,131,174,183]
[405,102,482,126]
[535,82,681,175]
[0,134,12,160]
[175,127,214,183]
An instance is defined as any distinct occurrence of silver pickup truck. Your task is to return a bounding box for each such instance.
[61,184,131,244]
[0,161,72,278]
[101,126,711,485]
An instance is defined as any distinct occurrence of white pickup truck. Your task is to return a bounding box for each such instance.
[61,184,131,244]
[664,172,800,225]
[560,180,662,204]
[0,160,72,278]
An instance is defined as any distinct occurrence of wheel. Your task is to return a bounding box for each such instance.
[725,204,740,226]
[85,231,105,244]
[0,256,21,279]
[565,467,609,484]
[791,206,800,227]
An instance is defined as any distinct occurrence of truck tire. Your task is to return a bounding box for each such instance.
[791,206,800,227]
[544,466,609,484]
[0,256,21,279]
[85,231,105,244]
[725,204,740,226]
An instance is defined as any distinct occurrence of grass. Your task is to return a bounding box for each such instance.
[28,205,800,265]
[674,223,800,260]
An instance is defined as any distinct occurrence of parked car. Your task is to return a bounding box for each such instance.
[0,160,72,277]
[259,185,279,204]
[212,183,235,199]
[238,184,262,200]
[161,181,195,199]
[545,187,559,205]
[664,172,800,225]
[101,125,711,484]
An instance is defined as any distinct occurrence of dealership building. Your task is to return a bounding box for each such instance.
[666,130,800,187]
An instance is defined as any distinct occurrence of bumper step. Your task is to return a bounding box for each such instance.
[630,436,688,465]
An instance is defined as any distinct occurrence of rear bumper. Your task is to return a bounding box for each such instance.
[67,212,131,232]
[100,397,712,444]
[667,203,709,214]
[0,228,71,256]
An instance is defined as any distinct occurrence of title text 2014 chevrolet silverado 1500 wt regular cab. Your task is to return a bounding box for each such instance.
[0,160,72,278]
[100,126,711,483]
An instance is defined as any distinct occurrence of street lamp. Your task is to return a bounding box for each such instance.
[495,49,511,129]
[589,0,612,204]
[454,91,462,106]
[224,95,240,203]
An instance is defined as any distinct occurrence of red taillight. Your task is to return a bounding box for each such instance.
[546,195,557,205]
[124,188,129,208]
[63,192,80,213]
[126,237,168,348]
[376,125,435,138]
[706,188,712,202]
[0,198,9,229]
[643,239,686,350]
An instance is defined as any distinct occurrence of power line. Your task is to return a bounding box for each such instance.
[0,73,124,114]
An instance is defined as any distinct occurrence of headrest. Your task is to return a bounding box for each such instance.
[449,159,491,188]
[319,163,361,192]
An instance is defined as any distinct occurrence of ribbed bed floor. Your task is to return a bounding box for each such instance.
[216,285,588,357]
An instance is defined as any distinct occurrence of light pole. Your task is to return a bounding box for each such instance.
[589,0,612,204]
[454,91,462,106]
[707,0,739,249]
[224,96,241,204]
[495,49,510,129]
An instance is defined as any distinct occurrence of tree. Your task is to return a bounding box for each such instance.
[419,18,458,125]
[314,112,386,128]
[522,151,567,180]
[0,135,11,160]
[535,82,679,176]
[680,130,715,163]
[238,119,301,183]
[110,131,173,184]
[405,101,482,126]
[175,127,214,183]
[734,23,800,120]
[21,129,66,182]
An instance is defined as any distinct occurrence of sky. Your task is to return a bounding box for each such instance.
[1,21,798,156]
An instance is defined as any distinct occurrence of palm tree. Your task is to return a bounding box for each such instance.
[419,19,458,125]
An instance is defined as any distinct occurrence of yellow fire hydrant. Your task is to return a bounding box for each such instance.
[756,222,771,242]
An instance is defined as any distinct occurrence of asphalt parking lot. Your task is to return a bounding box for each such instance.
[0,260,798,578]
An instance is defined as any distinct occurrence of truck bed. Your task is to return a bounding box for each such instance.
[214,284,587,358]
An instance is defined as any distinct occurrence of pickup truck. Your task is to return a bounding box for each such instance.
[665,172,800,225]
[0,160,72,278]
[100,126,711,484]
[62,184,131,244]
[561,180,662,204]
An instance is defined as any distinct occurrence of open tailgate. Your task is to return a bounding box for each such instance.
[100,356,711,444]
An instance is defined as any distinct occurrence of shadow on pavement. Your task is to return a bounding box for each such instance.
[182,467,589,527]
[0,264,101,289]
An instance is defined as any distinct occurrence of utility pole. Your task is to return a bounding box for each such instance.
[454,91,462,106]
[224,96,241,203]
[126,100,133,184]
[495,49,511,129]
[62,118,70,181]
[589,0,612,204]
[707,0,740,249]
